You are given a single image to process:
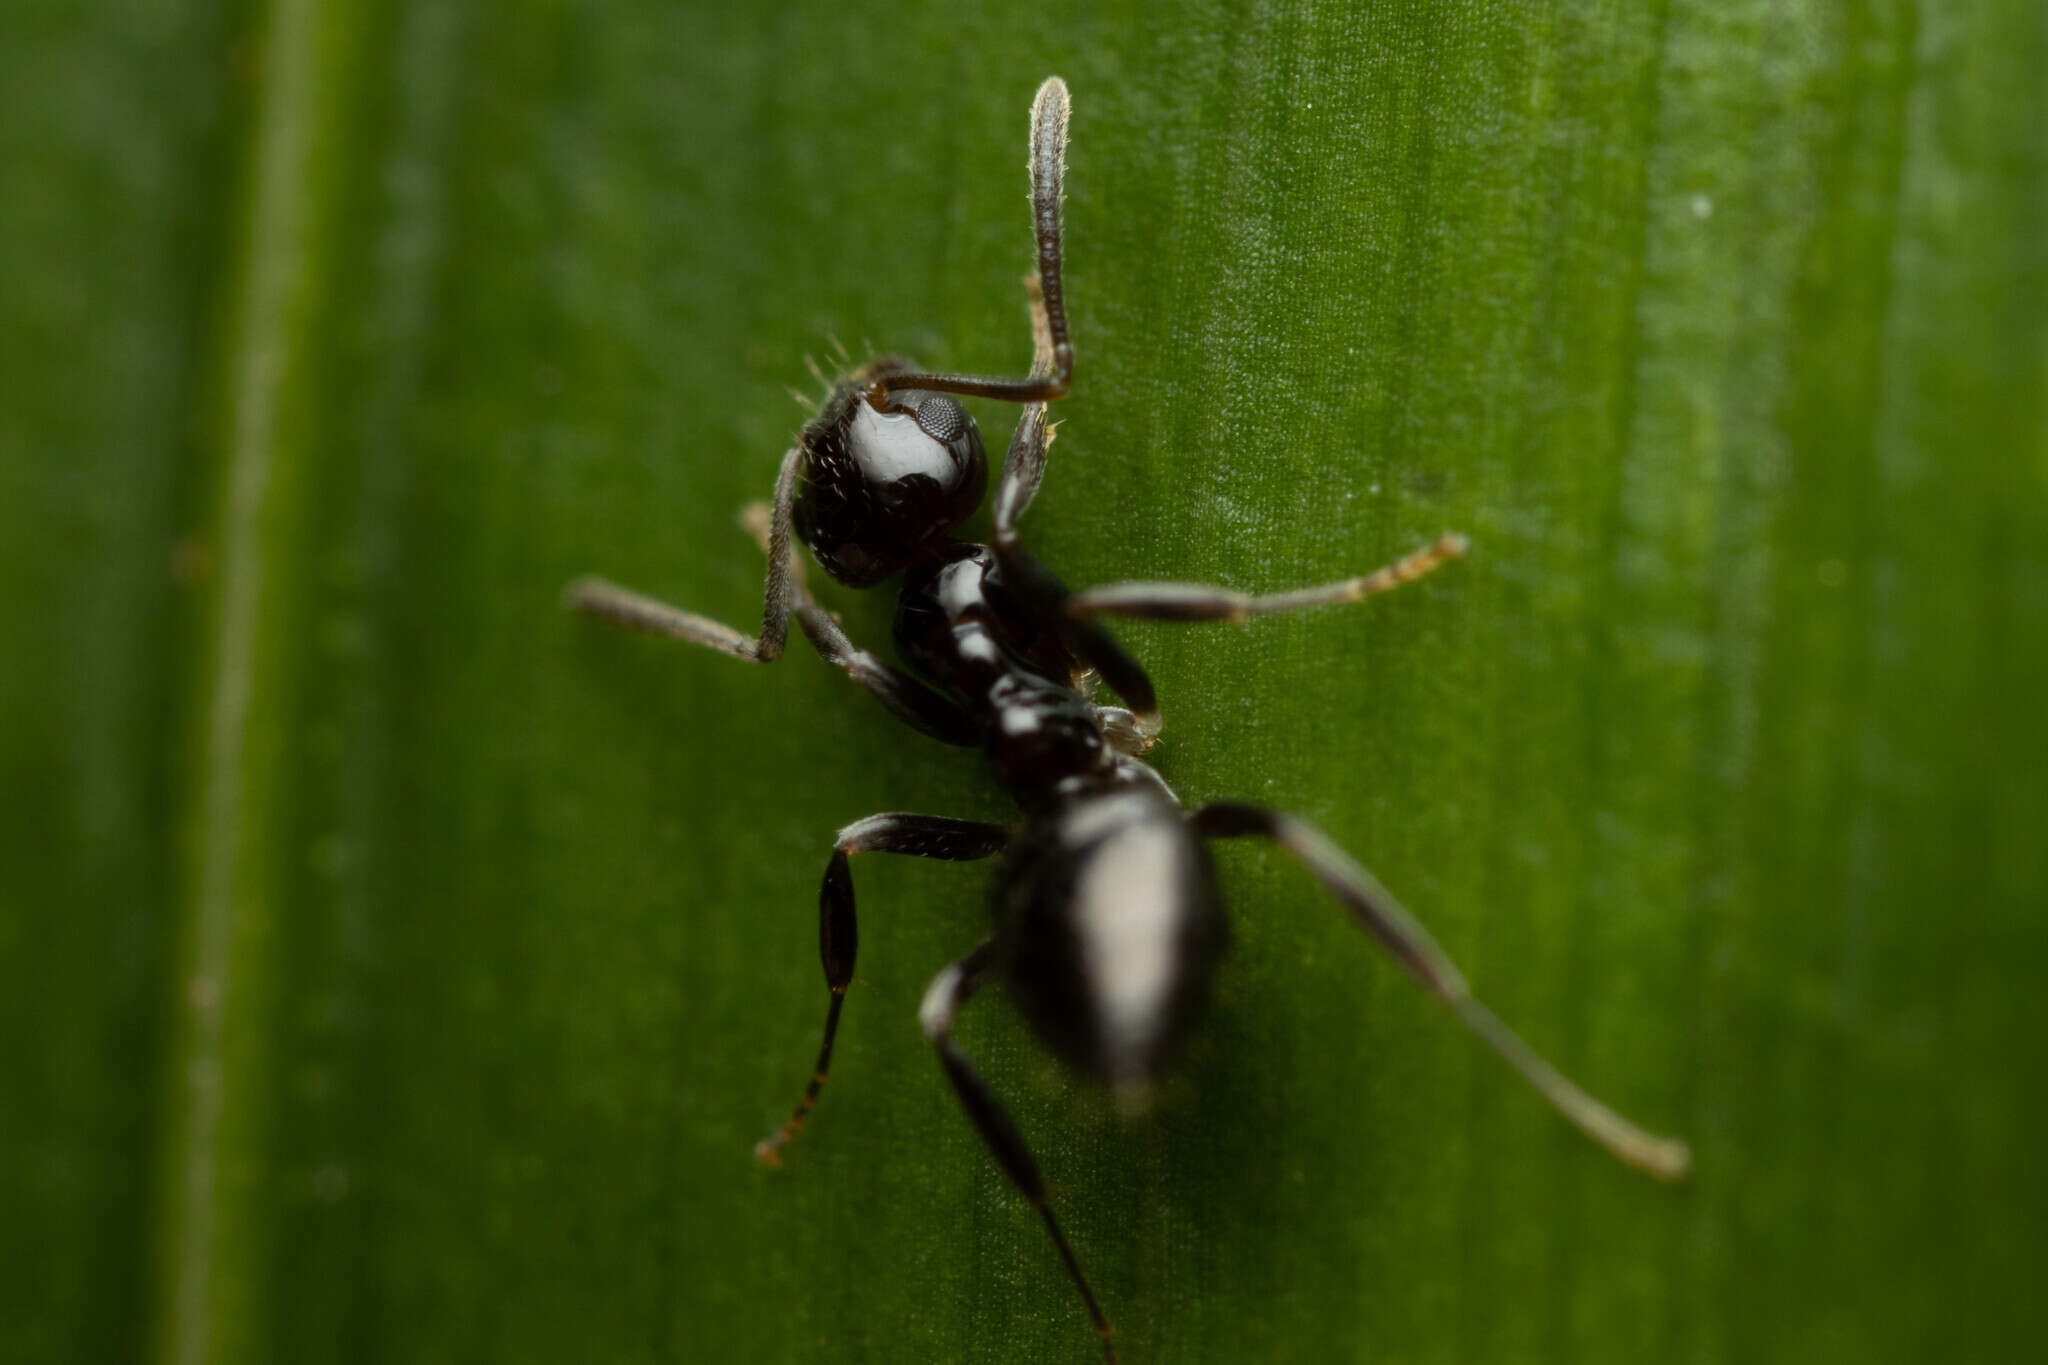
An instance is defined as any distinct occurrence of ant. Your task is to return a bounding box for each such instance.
[568,75,1689,1364]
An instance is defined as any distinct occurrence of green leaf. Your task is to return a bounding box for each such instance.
[7,2,2045,1363]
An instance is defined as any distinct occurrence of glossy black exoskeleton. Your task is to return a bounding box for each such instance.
[568,77,1689,1365]
[794,374,988,589]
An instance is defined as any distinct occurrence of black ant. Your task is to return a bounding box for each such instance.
[567,76,1689,1364]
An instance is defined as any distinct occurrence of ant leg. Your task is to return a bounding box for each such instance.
[968,177,1155,743]
[1068,532,1472,624]
[989,278,1060,536]
[788,601,980,745]
[762,502,978,744]
[565,458,978,746]
[1095,706,1155,756]
[920,945,1119,1364]
[1000,539,1163,741]
[989,399,1164,740]
[566,447,802,659]
[570,582,976,744]
[874,77,1074,405]
[1189,802,1692,1181]
[756,814,1010,1167]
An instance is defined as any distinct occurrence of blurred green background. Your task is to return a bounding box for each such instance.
[5,1,2044,1362]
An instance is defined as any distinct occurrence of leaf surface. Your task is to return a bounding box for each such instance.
[5,3,2045,1363]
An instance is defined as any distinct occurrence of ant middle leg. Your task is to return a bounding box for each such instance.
[754,813,1010,1167]
[1067,532,1471,624]
[1189,802,1692,1181]
[919,944,1119,1364]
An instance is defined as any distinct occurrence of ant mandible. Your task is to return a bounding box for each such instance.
[568,75,1690,1365]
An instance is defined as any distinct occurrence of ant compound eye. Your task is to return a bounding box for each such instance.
[794,386,988,587]
[901,390,966,443]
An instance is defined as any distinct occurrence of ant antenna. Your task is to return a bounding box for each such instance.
[874,77,1074,405]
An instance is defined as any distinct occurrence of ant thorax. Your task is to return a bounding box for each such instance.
[895,542,1110,796]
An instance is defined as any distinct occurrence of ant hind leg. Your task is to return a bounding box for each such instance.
[920,944,1119,1363]
[755,813,1010,1167]
[1189,801,1691,1180]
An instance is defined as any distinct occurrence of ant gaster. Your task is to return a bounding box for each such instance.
[568,76,1690,1364]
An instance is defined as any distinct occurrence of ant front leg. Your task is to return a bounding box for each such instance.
[565,452,979,746]
[1189,802,1692,1181]
[755,813,1010,1167]
[920,944,1119,1364]
[1067,532,1472,624]
[988,273,1061,536]
[991,400,1166,743]
[566,446,803,660]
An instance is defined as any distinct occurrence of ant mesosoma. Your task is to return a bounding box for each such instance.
[568,76,1690,1364]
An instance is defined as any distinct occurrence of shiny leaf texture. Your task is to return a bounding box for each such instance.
[5,2,2045,1363]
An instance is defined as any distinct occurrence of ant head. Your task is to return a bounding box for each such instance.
[793,361,988,588]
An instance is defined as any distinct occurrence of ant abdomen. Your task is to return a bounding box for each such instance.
[997,786,1227,1090]
[793,363,988,588]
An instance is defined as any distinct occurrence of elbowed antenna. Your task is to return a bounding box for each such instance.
[874,76,1075,405]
